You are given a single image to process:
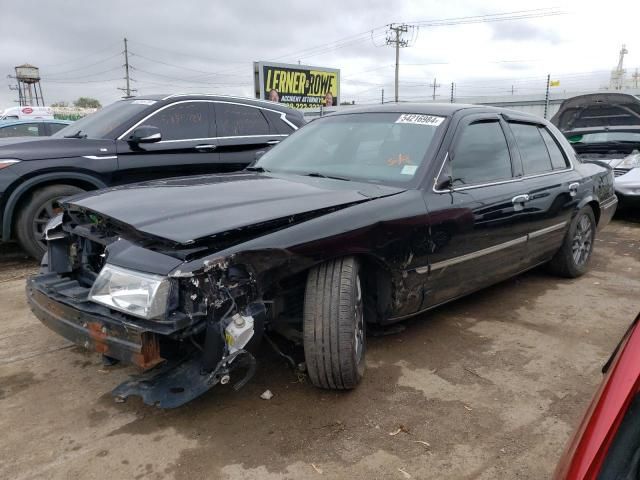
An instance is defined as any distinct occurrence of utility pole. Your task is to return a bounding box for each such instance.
[633,68,639,89]
[429,77,440,101]
[118,37,136,98]
[381,88,384,104]
[450,82,454,103]
[386,24,409,102]
[511,85,514,95]
[544,74,551,119]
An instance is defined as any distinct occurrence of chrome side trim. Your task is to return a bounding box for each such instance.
[527,221,567,239]
[389,260,549,322]
[431,130,575,194]
[415,236,527,274]
[82,155,117,160]
[162,93,282,108]
[413,221,568,274]
[156,134,288,144]
[118,100,297,141]
[600,196,618,210]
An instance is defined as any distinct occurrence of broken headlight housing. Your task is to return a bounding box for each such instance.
[89,264,172,320]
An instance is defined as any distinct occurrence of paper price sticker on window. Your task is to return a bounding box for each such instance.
[395,114,444,126]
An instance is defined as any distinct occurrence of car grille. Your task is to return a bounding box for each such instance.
[614,168,631,177]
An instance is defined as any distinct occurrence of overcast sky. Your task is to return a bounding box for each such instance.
[1,0,639,108]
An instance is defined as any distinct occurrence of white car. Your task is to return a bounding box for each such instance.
[552,93,640,203]
[0,105,54,121]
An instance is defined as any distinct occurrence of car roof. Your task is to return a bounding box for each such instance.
[327,103,544,120]
[132,93,298,114]
[0,119,71,126]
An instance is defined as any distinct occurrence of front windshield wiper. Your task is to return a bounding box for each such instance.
[245,166,270,172]
[303,172,350,181]
[63,130,87,139]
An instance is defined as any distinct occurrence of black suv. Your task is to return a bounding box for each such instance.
[0,94,305,258]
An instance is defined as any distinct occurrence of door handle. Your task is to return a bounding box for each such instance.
[195,144,217,151]
[266,140,281,145]
[512,194,530,204]
[512,194,529,211]
[568,182,579,197]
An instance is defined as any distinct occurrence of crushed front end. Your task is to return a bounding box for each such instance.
[26,206,266,408]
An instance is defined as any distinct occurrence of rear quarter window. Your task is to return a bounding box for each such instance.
[263,110,294,134]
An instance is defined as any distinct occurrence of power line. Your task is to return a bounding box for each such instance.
[43,52,122,78]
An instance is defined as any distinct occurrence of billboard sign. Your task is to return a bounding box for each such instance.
[254,61,340,109]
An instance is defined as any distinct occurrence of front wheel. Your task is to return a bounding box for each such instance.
[547,206,596,278]
[303,257,365,389]
[15,184,85,259]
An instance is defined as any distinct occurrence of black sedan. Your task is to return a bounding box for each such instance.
[27,104,617,407]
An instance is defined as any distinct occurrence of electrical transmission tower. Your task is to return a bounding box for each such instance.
[118,38,137,98]
[386,24,412,102]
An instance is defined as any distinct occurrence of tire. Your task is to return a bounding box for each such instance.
[15,184,84,259]
[303,257,365,390]
[547,206,597,278]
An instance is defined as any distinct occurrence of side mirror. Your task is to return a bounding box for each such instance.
[434,153,454,191]
[127,126,162,144]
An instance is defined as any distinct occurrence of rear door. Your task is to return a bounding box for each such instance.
[213,102,288,168]
[114,100,220,183]
[423,113,531,308]
[503,116,581,266]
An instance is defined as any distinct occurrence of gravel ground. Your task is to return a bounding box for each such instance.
[1,210,639,480]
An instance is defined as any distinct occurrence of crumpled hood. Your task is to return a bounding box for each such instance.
[65,172,405,244]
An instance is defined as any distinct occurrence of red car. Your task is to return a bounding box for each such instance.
[555,312,640,479]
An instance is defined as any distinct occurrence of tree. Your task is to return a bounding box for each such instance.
[50,101,69,107]
[74,97,101,109]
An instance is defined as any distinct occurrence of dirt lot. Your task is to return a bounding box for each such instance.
[1,212,639,480]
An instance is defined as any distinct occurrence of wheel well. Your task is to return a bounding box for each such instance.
[357,255,392,324]
[9,178,99,238]
[588,200,601,225]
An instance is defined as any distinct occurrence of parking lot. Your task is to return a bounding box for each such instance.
[0,210,638,480]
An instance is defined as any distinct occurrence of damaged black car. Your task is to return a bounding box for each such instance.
[27,104,618,407]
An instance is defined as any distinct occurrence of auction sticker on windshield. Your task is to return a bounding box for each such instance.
[395,114,444,126]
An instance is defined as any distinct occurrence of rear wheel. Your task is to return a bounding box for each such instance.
[303,257,365,389]
[15,184,84,259]
[547,206,596,278]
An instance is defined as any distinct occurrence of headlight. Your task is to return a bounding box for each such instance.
[0,159,20,170]
[618,153,640,169]
[89,264,171,320]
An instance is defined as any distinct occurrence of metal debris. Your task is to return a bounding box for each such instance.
[398,467,412,478]
[260,389,273,400]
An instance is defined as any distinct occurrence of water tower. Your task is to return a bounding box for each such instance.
[14,64,45,106]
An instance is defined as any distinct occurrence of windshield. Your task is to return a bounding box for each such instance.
[567,132,640,144]
[52,99,156,139]
[255,112,446,185]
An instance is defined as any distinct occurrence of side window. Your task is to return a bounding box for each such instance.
[215,103,270,137]
[140,102,209,141]
[49,123,68,135]
[509,123,553,175]
[263,110,294,134]
[539,128,569,170]
[451,120,512,185]
[0,123,40,138]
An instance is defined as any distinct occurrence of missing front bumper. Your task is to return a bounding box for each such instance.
[27,277,164,370]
